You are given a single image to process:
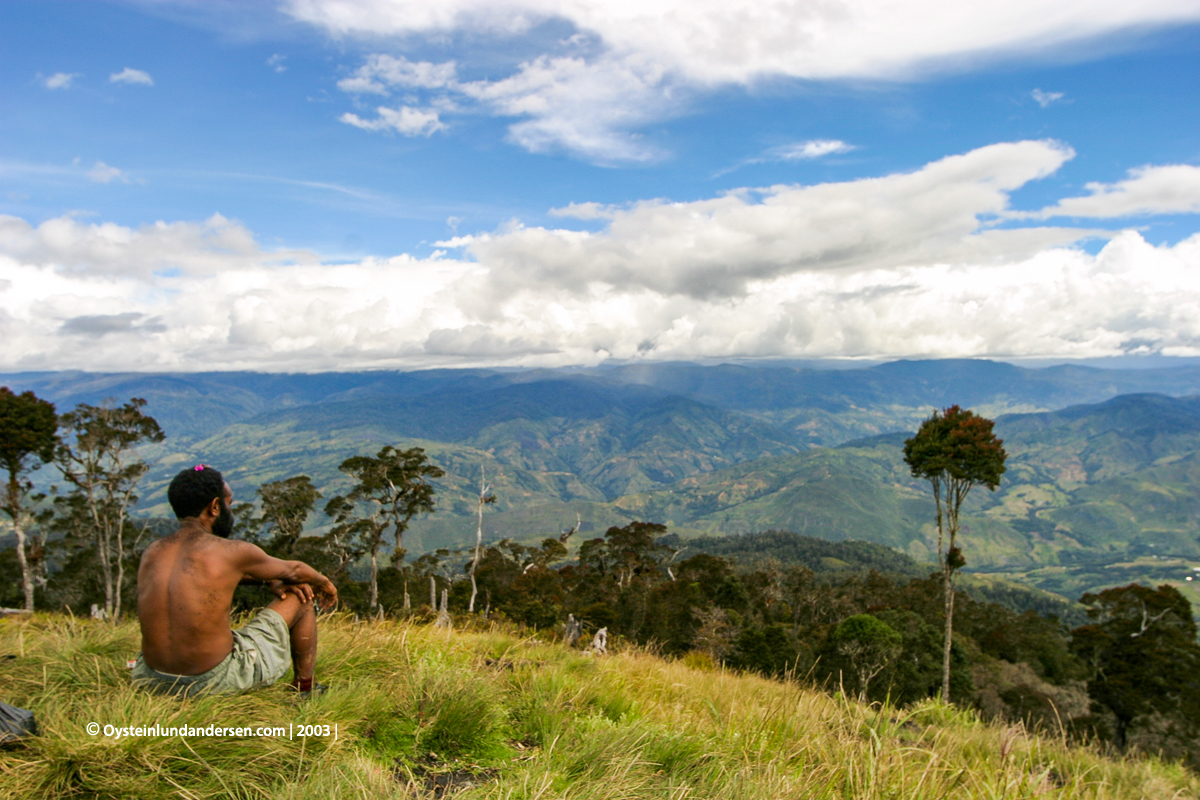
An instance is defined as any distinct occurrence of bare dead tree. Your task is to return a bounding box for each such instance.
[664,546,687,582]
[564,613,583,647]
[436,588,451,629]
[587,627,608,656]
[559,513,581,543]
[468,467,497,613]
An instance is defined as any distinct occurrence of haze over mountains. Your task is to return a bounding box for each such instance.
[5,359,1200,602]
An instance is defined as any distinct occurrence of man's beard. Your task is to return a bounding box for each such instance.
[212,500,234,539]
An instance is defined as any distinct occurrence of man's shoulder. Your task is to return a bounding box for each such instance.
[145,530,257,563]
[214,537,269,564]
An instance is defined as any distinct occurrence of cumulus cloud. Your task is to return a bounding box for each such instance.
[4,141,1200,371]
[1031,88,1064,107]
[42,72,80,90]
[287,1,1200,83]
[337,53,674,162]
[338,54,457,93]
[340,106,446,136]
[0,212,316,279]
[453,140,1080,299]
[1026,164,1200,219]
[292,0,1200,160]
[110,67,154,86]
[87,161,127,184]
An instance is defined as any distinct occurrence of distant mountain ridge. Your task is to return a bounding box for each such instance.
[4,361,1200,608]
[8,359,1200,445]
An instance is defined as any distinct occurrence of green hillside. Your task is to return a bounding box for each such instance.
[2,613,1195,799]
[5,364,1200,606]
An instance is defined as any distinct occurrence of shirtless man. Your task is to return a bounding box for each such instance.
[132,464,338,696]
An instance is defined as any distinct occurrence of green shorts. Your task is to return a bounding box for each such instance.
[131,608,292,697]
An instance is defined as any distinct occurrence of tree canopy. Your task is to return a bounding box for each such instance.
[0,387,59,610]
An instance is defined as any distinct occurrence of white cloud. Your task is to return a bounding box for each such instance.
[287,1,1200,83]
[337,52,673,162]
[5,141,1200,371]
[340,106,446,136]
[1031,88,1064,108]
[338,54,458,93]
[458,54,673,162]
[303,1,1200,163]
[454,140,1080,299]
[1025,164,1200,219]
[42,72,80,90]
[549,201,619,220]
[268,54,287,73]
[0,213,316,279]
[87,161,127,184]
[110,67,154,86]
[771,140,856,161]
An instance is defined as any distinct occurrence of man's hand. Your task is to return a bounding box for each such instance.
[315,577,338,609]
[267,579,314,604]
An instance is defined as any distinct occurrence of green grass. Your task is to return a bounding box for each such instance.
[2,613,1197,799]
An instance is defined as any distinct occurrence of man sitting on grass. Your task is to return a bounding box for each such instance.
[132,465,338,696]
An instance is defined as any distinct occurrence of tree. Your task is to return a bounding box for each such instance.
[468,467,496,614]
[1072,583,1200,752]
[903,405,1006,702]
[55,398,164,619]
[580,521,671,588]
[832,614,903,702]
[257,475,322,557]
[326,446,443,613]
[0,387,59,610]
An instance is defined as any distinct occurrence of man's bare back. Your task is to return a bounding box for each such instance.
[135,468,337,692]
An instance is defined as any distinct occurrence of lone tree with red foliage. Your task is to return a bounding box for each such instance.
[904,405,1006,703]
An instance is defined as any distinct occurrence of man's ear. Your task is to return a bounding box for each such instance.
[204,496,222,519]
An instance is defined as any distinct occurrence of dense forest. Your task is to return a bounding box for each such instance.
[4,386,1200,770]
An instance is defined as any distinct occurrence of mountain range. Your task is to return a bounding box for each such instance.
[4,359,1200,604]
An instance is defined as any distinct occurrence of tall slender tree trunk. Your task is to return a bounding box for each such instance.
[113,508,127,621]
[469,481,485,614]
[97,514,115,619]
[932,478,955,703]
[942,561,955,703]
[940,488,962,704]
[368,544,379,611]
[7,478,34,611]
[469,468,493,614]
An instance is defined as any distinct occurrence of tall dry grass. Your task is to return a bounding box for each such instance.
[1,612,1195,799]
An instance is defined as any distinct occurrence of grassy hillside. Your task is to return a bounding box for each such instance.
[2,612,1196,799]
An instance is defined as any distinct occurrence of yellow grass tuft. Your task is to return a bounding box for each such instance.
[1,613,1196,799]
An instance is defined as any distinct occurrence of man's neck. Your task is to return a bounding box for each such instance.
[174,518,213,537]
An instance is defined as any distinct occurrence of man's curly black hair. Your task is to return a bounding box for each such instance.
[167,465,226,519]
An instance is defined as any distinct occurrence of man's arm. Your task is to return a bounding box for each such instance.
[232,541,338,606]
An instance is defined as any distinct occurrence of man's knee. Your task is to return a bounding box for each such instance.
[267,594,313,628]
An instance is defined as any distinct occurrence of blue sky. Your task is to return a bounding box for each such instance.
[2,0,1200,372]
